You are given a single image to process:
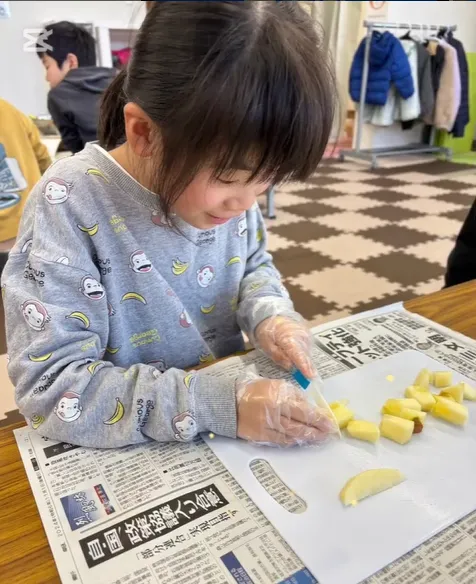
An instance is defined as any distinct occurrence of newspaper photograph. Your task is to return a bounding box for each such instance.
[14,305,476,584]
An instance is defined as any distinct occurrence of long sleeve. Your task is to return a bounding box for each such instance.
[25,117,52,174]
[237,204,295,343]
[2,190,236,448]
[47,93,83,154]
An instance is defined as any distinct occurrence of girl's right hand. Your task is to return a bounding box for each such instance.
[236,377,337,447]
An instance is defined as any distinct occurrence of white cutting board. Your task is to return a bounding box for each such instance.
[206,350,476,584]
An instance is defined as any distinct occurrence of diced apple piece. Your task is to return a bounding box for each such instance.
[404,386,436,411]
[414,368,431,389]
[431,399,468,426]
[433,371,452,388]
[346,421,380,443]
[330,404,354,429]
[439,384,464,404]
[339,468,405,507]
[380,415,414,445]
[398,398,422,411]
[381,400,426,423]
[460,382,476,401]
[329,400,349,409]
[434,394,455,403]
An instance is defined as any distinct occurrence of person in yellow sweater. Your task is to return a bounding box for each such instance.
[0,99,51,252]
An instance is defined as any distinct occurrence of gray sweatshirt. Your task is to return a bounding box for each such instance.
[2,144,294,448]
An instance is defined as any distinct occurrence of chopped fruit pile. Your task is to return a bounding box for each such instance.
[338,367,474,506]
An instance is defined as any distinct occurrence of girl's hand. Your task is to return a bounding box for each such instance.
[236,377,336,447]
[255,316,316,379]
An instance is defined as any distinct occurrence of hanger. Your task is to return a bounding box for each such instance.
[437,26,447,40]
[400,22,412,40]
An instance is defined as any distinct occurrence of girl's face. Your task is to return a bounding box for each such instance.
[173,169,270,230]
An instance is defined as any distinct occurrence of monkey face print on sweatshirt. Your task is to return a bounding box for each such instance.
[80,276,105,301]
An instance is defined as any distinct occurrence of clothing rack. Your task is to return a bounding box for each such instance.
[340,21,457,169]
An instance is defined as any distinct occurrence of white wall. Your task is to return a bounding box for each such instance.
[357,1,476,150]
[0,1,145,116]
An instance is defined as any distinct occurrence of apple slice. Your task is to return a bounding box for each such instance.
[404,386,436,411]
[414,368,431,390]
[380,415,414,445]
[339,468,405,507]
[346,421,380,443]
[431,398,468,426]
[433,371,452,388]
[439,384,464,404]
[330,403,354,429]
[460,382,476,401]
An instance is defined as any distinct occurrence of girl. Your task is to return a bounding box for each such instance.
[3,1,336,448]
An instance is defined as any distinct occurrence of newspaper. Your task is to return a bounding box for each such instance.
[14,305,476,584]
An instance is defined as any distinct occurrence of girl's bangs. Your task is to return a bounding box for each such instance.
[180,42,336,186]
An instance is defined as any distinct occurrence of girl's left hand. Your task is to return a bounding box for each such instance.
[254,316,317,379]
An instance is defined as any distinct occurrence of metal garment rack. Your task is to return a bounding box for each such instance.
[340,20,457,169]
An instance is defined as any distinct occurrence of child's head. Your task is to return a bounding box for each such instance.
[37,21,96,89]
[99,1,336,229]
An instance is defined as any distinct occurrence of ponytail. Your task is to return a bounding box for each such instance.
[98,69,127,150]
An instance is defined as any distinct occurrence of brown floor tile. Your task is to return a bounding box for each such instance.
[357,251,443,287]
[443,207,469,223]
[272,246,336,278]
[427,179,476,190]
[359,189,414,204]
[437,192,475,207]
[404,161,476,175]
[282,201,342,219]
[361,204,424,222]
[284,282,338,320]
[313,165,346,175]
[296,187,345,201]
[362,177,407,188]
[359,224,437,248]
[352,288,418,314]
[307,176,343,187]
[368,161,474,177]
[269,221,340,243]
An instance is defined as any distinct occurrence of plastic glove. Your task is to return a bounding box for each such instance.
[255,316,316,379]
[236,376,338,447]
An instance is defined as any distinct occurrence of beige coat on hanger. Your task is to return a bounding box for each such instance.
[434,40,461,131]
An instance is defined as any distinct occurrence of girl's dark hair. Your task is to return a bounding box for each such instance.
[36,21,96,67]
[99,1,336,216]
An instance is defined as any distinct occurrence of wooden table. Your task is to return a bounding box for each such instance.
[2,281,476,583]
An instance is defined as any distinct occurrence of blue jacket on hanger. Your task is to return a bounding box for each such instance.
[349,31,415,106]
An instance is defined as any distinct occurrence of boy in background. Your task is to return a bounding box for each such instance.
[37,21,116,154]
